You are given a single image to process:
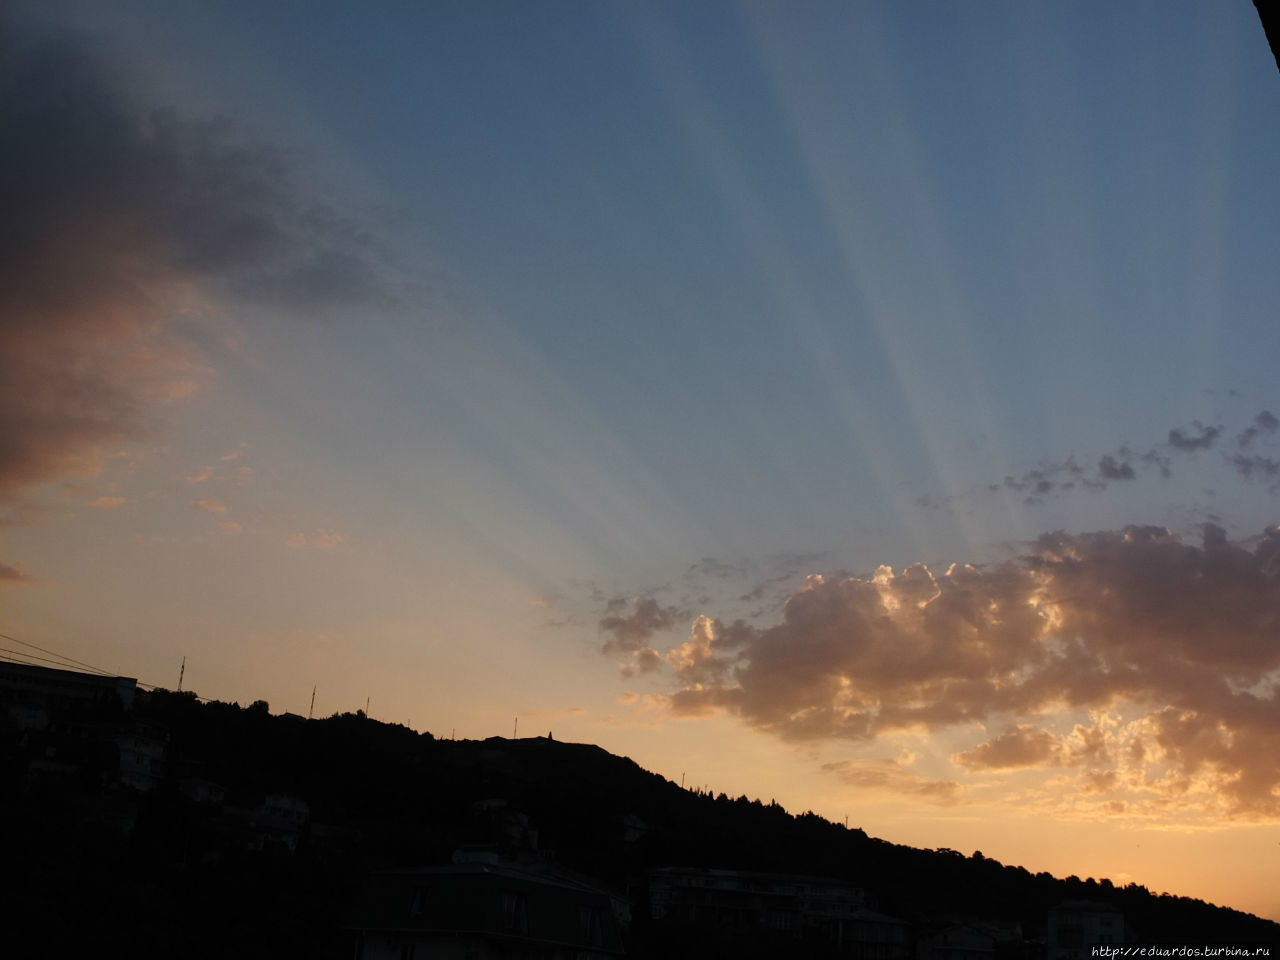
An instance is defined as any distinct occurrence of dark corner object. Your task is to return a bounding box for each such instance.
[1256,0,1280,75]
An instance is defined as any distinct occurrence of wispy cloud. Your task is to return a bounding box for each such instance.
[821,757,961,804]
[923,411,1279,509]
[1236,410,1279,448]
[287,529,343,550]
[188,499,228,514]
[0,559,38,586]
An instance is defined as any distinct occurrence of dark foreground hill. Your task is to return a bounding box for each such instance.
[1,689,1276,957]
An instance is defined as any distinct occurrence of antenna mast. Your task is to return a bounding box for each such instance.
[309,685,316,719]
[513,715,518,739]
[177,656,185,692]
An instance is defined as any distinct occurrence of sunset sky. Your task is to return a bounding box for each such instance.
[4,0,1280,921]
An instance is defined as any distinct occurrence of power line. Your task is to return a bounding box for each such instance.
[0,632,113,676]
[1,632,241,706]
[0,646,108,671]
[0,650,51,669]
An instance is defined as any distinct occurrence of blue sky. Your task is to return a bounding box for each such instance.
[4,0,1280,920]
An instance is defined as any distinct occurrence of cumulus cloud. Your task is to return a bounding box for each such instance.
[651,525,1280,816]
[0,14,400,505]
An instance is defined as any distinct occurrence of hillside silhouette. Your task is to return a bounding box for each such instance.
[1,686,1276,957]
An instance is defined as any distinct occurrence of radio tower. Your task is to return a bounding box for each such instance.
[177,656,185,692]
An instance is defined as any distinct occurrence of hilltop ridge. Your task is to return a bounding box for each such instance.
[2,686,1276,956]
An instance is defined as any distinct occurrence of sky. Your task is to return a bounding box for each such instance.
[3,0,1280,922]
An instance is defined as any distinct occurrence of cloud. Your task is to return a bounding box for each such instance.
[953,725,1065,770]
[0,14,400,504]
[219,520,242,535]
[0,560,38,586]
[1167,420,1222,451]
[950,412,1274,509]
[599,596,683,653]
[188,498,228,514]
[288,529,343,550]
[185,466,214,484]
[821,757,961,803]
[1096,455,1135,482]
[1236,410,1279,448]
[1232,454,1280,484]
[88,495,126,509]
[649,524,1280,816]
[0,502,61,528]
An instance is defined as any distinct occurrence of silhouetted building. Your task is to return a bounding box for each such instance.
[223,790,311,852]
[918,921,997,960]
[0,660,136,730]
[178,777,227,806]
[349,859,627,959]
[649,866,909,957]
[617,813,649,846]
[1046,901,1128,960]
[112,719,167,792]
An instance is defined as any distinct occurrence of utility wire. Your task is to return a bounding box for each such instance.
[0,650,49,669]
[1,632,226,704]
[0,646,110,671]
[0,632,113,676]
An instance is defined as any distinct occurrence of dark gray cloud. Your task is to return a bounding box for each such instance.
[0,14,401,502]
[599,596,683,653]
[1236,410,1279,449]
[1233,455,1280,482]
[684,557,749,581]
[1096,454,1135,482]
[949,412,1276,509]
[1168,421,1222,451]
[655,524,1280,815]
